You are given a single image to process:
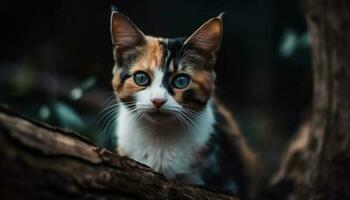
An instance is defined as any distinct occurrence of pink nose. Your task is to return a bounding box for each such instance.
[151,98,167,108]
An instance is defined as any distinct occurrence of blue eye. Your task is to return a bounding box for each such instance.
[173,74,190,89]
[134,71,150,86]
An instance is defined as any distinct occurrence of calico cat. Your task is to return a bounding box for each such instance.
[110,10,256,198]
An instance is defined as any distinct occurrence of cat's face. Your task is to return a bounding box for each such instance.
[111,12,223,123]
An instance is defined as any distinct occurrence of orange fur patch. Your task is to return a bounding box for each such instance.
[129,37,164,73]
[190,71,215,98]
[112,72,143,101]
[112,37,165,101]
[171,69,215,106]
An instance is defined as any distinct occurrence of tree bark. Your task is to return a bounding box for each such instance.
[271,1,350,199]
[0,104,238,200]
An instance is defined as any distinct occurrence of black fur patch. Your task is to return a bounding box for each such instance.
[164,37,186,72]
[198,105,248,198]
[182,89,207,107]
[158,38,186,94]
[120,70,131,84]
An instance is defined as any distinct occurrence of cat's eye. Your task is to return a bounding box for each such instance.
[134,71,150,86]
[173,74,190,89]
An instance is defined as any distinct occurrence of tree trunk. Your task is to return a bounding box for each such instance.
[302,1,350,199]
[0,104,237,200]
[271,1,350,199]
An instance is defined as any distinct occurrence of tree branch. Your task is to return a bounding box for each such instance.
[0,104,238,200]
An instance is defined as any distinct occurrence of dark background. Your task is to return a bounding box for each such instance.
[0,0,311,185]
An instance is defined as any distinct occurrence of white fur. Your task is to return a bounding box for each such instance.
[116,103,215,182]
[115,69,216,184]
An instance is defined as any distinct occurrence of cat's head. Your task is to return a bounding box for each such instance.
[111,11,223,123]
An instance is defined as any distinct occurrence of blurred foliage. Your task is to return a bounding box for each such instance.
[279,29,309,58]
[70,77,96,101]
[11,64,35,96]
[51,101,86,130]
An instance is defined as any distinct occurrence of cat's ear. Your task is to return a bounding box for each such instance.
[110,11,146,54]
[185,13,224,55]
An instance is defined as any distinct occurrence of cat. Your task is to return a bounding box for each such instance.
[110,9,256,198]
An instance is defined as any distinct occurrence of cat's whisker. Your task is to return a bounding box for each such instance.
[176,111,193,131]
[97,104,119,119]
[101,94,117,107]
[98,92,117,108]
[101,104,139,135]
[96,100,135,117]
[129,110,144,124]
[103,113,118,136]
[181,103,201,110]
[180,109,205,132]
[181,105,206,120]
[134,111,145,122]
[97,105,120,125]
[97,101,137,135]
[97,107,119,131]
[121,100,138,104]
[162,108,197,131]
[99,107,119,133]
[183,108,206,122]
[173,112,187,129]
[164,108,182,113]
[99,116,116,136]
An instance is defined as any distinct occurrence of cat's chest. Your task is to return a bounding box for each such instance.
[116,105,215,181]
[118,125,197,179]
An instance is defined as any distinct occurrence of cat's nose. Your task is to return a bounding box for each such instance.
[151,98,167,108]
